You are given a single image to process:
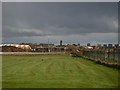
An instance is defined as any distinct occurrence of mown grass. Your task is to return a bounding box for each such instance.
[2,54,119,88]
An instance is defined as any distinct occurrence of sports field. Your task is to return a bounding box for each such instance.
[2,54,119,88]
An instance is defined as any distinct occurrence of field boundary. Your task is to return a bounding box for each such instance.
[82,56,120,69]
[0,52,66,55]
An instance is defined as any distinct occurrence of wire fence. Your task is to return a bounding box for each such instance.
[82,48,120,68]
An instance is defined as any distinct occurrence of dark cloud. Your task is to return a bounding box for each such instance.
[2,2,118,44]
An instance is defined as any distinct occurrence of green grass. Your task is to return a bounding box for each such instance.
[2,54,119,88]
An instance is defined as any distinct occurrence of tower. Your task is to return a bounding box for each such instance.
[60,40,62,46]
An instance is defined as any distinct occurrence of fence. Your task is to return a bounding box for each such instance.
[82,48,120,68]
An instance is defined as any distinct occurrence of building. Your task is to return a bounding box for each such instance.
[103,44,107,48]
[34,45,65,52]
[0,44,31,52]
[87,43,90,46]
[108,44,113,48]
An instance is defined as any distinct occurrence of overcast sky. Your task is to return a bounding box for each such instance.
[1,0,119,2]
[2,2,118,45]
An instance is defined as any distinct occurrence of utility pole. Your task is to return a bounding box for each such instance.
[48,36,50,52]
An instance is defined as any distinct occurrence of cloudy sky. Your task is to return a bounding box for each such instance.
[2,2,118,45]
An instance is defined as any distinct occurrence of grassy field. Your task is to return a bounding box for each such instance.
[2,54,119,88]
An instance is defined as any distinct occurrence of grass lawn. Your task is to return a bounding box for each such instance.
[2,54,119,88]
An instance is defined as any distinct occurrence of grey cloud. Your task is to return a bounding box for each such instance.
[3,26,51,37]
[3,33,118,45]
[2,2,118,44]
[2,0,119,2]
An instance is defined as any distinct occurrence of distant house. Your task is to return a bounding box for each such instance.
[15,45,31,50]
[0,44,32,52]
[34,45,65,52]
